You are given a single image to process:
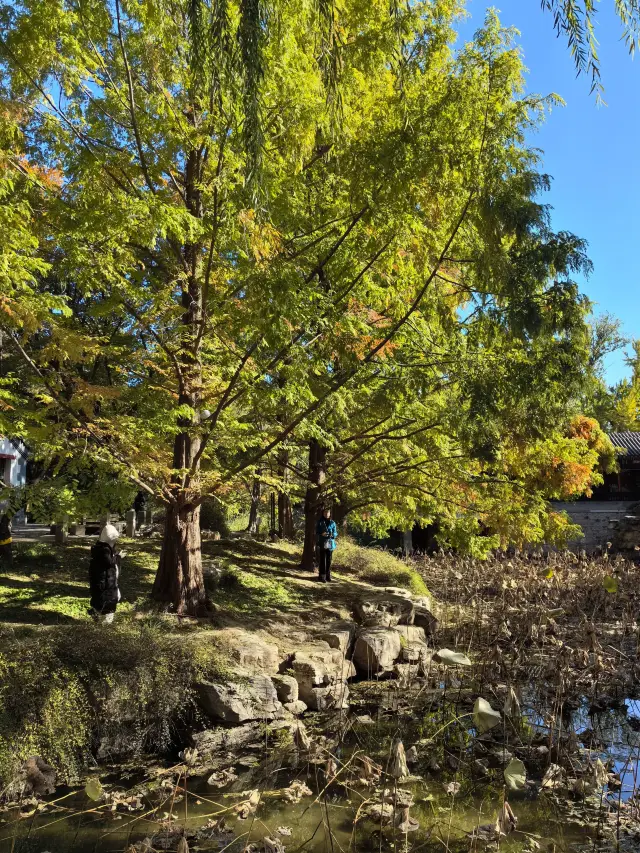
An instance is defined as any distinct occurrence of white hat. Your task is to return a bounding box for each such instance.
[99,523,120,546]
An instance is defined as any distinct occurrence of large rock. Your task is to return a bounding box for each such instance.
[319,621,355,654]
[272,674,298,704]
[223,630,281,675]
[197,675,283,724]
[353,594,414,628]
[306,681,350,711]
[192,722,262,757]
[289,648,356,690]
[401,641,430,664]
[393,625,426,644]
[413,606,438,635]
[353,628,402,674]
[284,700,308,715]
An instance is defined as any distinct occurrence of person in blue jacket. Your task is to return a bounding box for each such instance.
[316,507,338,582]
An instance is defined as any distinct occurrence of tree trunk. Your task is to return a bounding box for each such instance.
[278,492,294,539]
[299,439,327,570]
[277,449,294,539]
[247,476,261,534]
[154,139,206,616]
[332,496,350,528]
[153,499,206,615]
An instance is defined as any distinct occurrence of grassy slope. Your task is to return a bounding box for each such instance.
[0,535,427,629]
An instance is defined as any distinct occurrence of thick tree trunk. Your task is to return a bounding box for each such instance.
[153,499,206,615]
[154,140,206,616]
[277,449,294,539]
[247,477,262,534]
[299,440,327,570]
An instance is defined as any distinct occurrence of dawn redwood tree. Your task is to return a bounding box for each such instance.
[0,2,600,610]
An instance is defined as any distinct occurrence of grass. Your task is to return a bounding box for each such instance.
[0,620,230,786]
[332,538,430,595]
[0,539,157,626]
[0,534,429,628]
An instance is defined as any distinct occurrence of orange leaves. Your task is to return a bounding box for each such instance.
[17,155,63,189]
[567,415,598,442]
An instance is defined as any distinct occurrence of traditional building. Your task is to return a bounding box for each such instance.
[590,432,640,501]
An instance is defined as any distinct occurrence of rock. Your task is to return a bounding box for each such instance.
[413,607,438,635]
[354,594,414,628]
[272,675,298,704]
[289,648,356,703]
[413,594,432,611]
[284,700,307,715]
[192,722,262,755]
[406,746,418,765]
[305,681,349,711]
[400,641,430,664]
[393,625,426,643]
[319,621,355,654]
[223,631,280,675]
[353,628,402,674]
[197,675,283,723]
[10,757,57,799]
[383,586,413,598]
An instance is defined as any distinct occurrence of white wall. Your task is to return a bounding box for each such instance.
[0,437,27,488]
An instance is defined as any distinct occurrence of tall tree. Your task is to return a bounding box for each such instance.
[0,3,598,609]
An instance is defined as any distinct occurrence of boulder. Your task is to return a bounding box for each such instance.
[305,681,350,711]
[413,607,438,635]
[272,675,298,704]
[319,621,355,654]
[197,675,283,724]
[393,625,427,644]
[223,631,281,675]
[289,648,356,693]
[284,700,308,715]
[401,641,430,664]
[6,757,57,800]
[192,722,262,756]
[413,594,432,611]
[353,628,402,674]
[353,594,414,628]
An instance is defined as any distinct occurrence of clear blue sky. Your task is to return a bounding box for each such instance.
[455,1,640,384]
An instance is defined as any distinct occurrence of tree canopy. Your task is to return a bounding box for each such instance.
[0,0,614,610]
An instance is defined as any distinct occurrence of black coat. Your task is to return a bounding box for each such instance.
[89,542,120,614]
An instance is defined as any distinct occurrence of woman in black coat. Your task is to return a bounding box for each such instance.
[89,523,123,623]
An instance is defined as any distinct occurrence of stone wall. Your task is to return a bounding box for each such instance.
[551,501,638,552]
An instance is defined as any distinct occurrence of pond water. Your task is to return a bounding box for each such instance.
[3,688,639,853]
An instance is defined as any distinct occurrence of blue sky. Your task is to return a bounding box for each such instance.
[455,1,640,384]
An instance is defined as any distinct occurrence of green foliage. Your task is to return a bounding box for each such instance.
[200,497,230,536]
[0,0,610,584]
[332,538,429,595]
[0,621,229,785]
[210,564,303,613]
[541,1,640,99]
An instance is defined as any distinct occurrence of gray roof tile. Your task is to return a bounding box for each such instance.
[609,432,640,456]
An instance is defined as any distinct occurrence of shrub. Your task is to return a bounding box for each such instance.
[0,622,229,789]
[199,497,230,536]
[332,538,429,595]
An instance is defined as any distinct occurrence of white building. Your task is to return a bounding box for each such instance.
[0,437,27,488]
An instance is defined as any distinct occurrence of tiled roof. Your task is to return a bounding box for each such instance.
[609,432,640,456]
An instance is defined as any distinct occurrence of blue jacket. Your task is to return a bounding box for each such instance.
[316,518,338,551]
